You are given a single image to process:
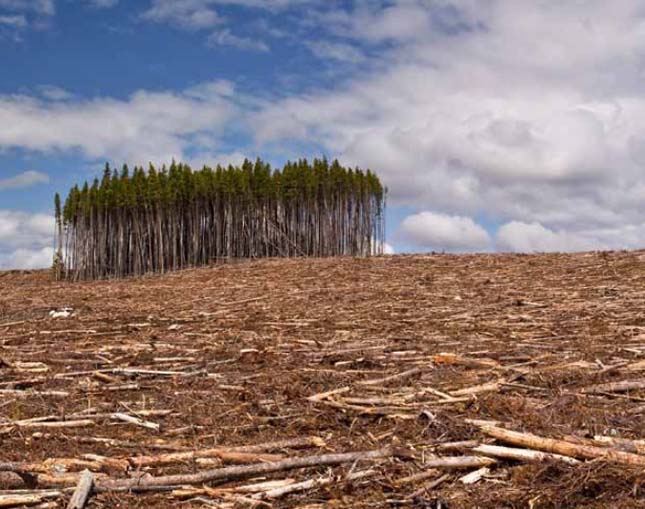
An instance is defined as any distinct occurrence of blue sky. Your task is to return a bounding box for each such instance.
[1,1,645,268]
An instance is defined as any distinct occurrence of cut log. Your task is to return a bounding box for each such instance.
[131,450,283,468]
[130,436,325,468]
[111,413,159,431]
[66,470,93,509]
[459,466,490,485]
[97,447,397,492]
[0,491,62,508]
[451,380,505,397]
[592,436,645,455]
[582,379,645,394]
[473,444,580,465]
[435,440,480,452]
[4,420,95,430]
[395,469,439,486]
[478,424,645,466]
[424,456,496,469]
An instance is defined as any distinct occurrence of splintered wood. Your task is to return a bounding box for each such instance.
[0,251,644,508]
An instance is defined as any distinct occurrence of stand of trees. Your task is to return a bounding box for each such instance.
[54,158,386,281]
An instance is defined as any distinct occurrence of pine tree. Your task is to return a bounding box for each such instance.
[56,158,386,280]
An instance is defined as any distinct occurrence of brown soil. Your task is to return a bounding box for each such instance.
[0,251,644,508]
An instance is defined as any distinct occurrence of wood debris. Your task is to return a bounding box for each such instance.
[0,251,643,508]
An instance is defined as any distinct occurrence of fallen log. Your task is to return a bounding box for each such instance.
[66,470,93,509]
[3,420,95,430]
[592,436,645,455]
[0,490,62,508]
[478,424,645,466]
[473,444,580,465]
[423,456,496,469]
[459,466,490,485]
[0,458,114,475]
[395,469,439,486]
[132,451,283,468]
[582,379,645,394]
[96,447,398,492]
[130,436,325,468]
[111,413,159,431]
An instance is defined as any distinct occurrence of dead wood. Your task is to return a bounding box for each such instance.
[66,470,93,509]
[477,424,645,466]
[96,447,398,492]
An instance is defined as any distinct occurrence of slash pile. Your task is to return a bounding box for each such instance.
[0,250,643,508]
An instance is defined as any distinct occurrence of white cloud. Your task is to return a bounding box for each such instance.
[141,0,221,30]
[37,85,73,101]
[0,80,236,164]
[383,242,395,255]
[495,222,593,253]
[0,170,49,190]
[398,211,491,252]
[0,209,54,272]
[495,221,645,253]
[207,28,269,52]
[0,0,54,16]
[307,40,364,63]
[250,0,645,252]
[0,209,53,250]
[83,0,118,8]
[0,14,26,26]
[1,246,53,270]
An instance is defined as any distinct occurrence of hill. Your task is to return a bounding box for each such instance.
[0,252,644,508]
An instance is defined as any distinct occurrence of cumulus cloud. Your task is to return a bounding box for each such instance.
[0,81,236,164]
[141,0,222,29]
[307,41,364,63]
[0,246,53,270]
[0,0,54,16]
[83,0,119,8]
[398,211,491,252]
[207,29,269,52]
[140,0,314,31]
[0,210,55,269]
[0,171,49,190]
[0,209,53,249]
[0,14,26,26]
[495,221,645,253]
[249,0,645,251]
[495,222,593,253]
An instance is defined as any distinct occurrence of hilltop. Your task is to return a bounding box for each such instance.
[0,252,644,508]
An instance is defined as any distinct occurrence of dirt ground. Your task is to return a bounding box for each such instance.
[0,251,644,508]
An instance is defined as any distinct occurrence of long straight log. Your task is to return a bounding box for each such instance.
[473,444,580,465]
[131,436,325,468]
[478,425,645,466]
[423,456,496,470]
[582,379,645,394]
[97,447,396,492]
[0,491,62,508]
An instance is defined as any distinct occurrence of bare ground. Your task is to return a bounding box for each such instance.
[0,251,644,508]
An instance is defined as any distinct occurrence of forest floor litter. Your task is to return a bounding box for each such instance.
[0,251,644,508]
